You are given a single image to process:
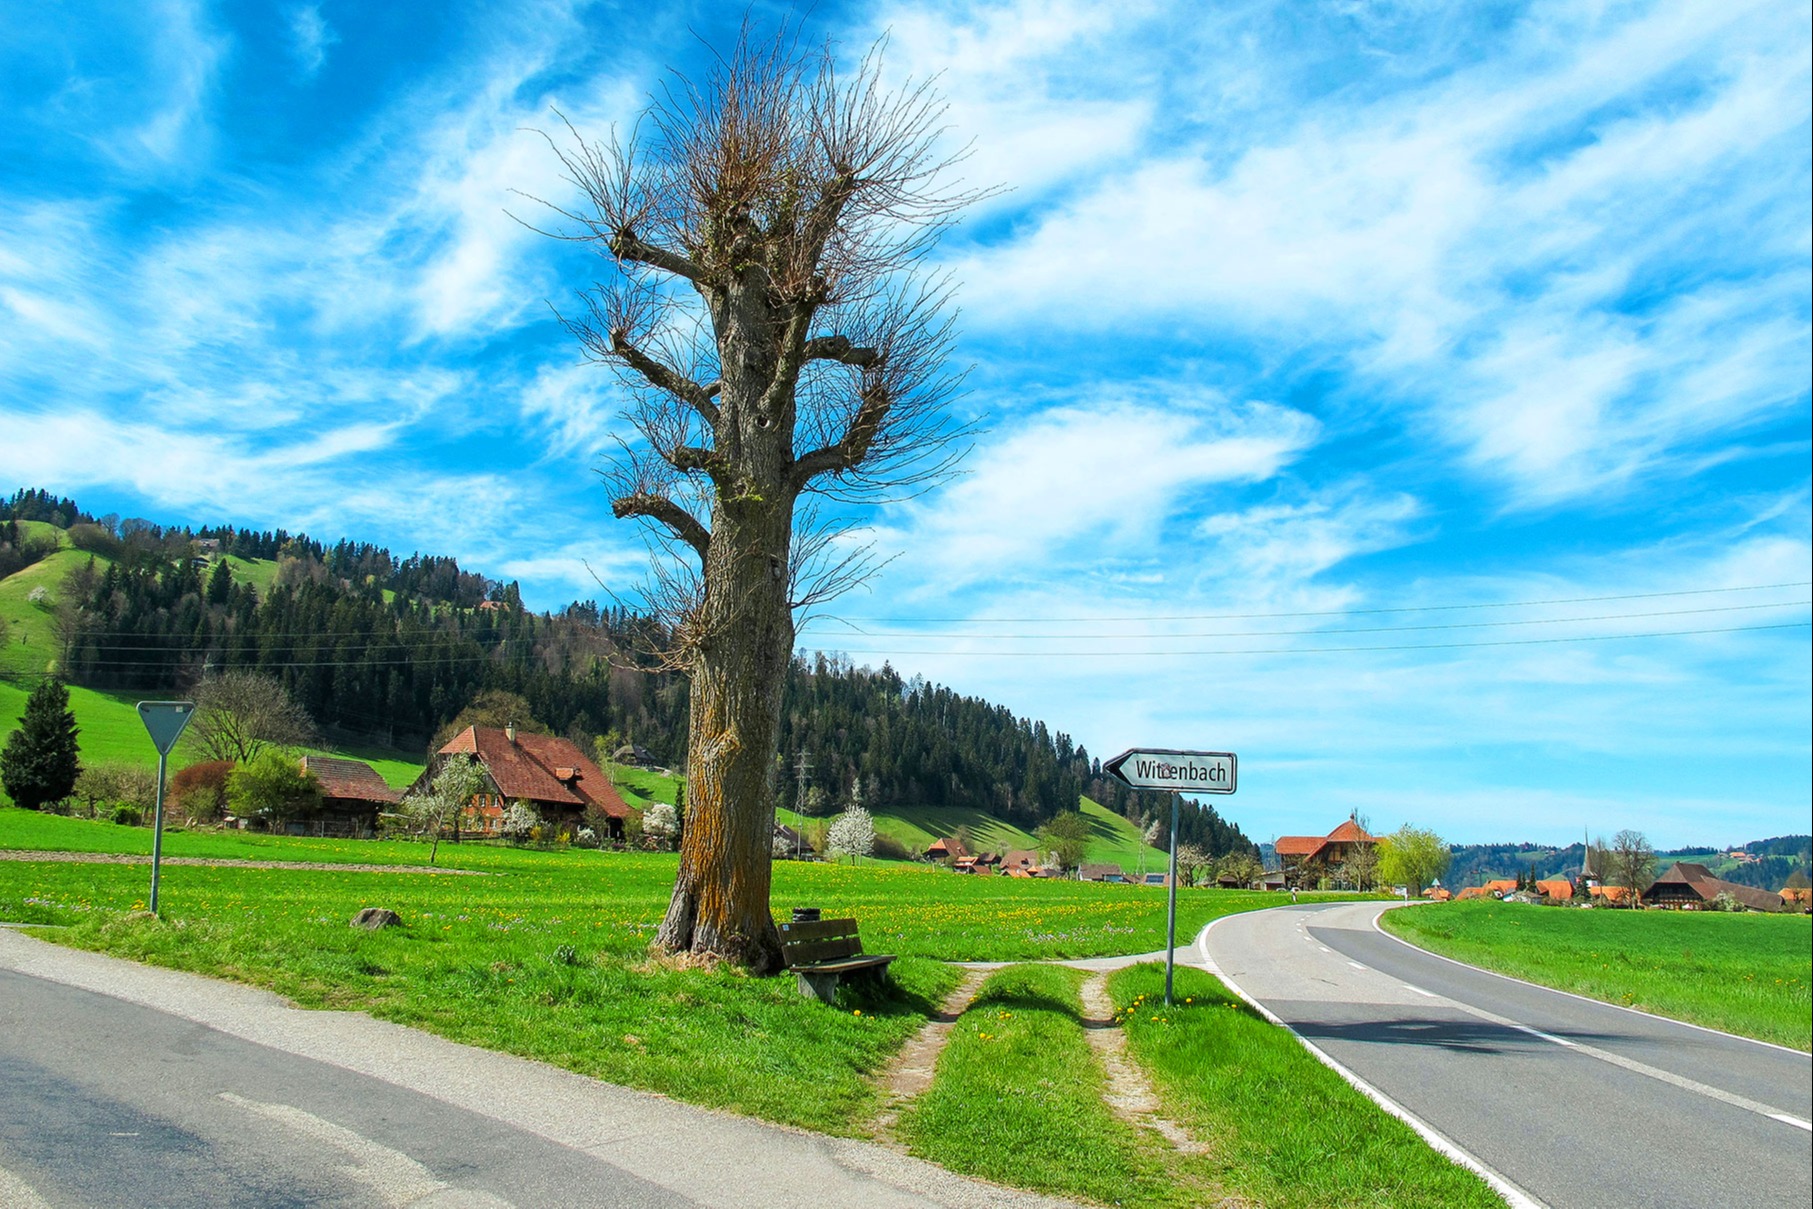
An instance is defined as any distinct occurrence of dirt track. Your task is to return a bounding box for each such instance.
[0,850,487,874]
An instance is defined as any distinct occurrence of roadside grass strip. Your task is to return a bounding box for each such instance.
[896,964,1170,1205]
[1107,964,1505,1209]
[1381,901,1812,1051]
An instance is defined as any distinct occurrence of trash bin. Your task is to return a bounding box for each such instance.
[791,907,821,923]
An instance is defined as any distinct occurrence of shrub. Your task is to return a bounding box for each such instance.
[110,804,144,826]
[74,762,158,817]
[642,802,679,851]
[172,760,234,824]
[872,832,912,861]
[226,748,321,828]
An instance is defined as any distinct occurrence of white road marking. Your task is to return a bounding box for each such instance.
[1343,908,1809,1133]
[1348,961,1366,970]
[1405,984,1438,998]
[1768,1113,1813,1132]
[0,1163,53,1209]
[220,1092,515,1208]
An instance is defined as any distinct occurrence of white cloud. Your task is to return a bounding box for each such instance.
[287,5,339,77]
[878,389,1318,589]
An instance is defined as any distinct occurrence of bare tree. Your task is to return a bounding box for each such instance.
[1607,828,1656,908]
[185,670,318,765]
[534,27,984,971]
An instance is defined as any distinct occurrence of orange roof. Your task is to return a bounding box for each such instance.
[1274,836,1325,857]
[1535,879,1575,900]
[1423,887,1452,901]
[1482,879,1518,895]
[438,726,634,819]
[1454,887,1489,900]
[1324,819,1375,844]
[1590,884,1633,903]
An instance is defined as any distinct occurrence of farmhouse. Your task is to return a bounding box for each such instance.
[1274,816,1378,884]
[925,835,969,862]
[431,725,636,839]
[1642,862,1784,912]
[1079,863,1129,883]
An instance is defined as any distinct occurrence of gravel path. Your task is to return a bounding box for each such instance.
[0,850,488,874]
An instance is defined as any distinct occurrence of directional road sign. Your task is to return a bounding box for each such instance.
[137,701,196,756]
[1104,748,1236,794]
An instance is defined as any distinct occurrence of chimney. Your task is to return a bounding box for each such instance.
[506,723,517,744]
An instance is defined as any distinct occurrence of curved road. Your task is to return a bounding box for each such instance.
[1199,901,1812,1209]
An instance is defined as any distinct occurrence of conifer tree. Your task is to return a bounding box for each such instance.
[1,678,81,810]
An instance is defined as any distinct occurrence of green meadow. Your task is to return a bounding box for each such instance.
[1383,899,1811,1050]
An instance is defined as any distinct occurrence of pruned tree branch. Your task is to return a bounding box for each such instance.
[612,491,711,563]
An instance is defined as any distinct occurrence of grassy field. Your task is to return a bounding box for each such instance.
[1382,900,1812,1050]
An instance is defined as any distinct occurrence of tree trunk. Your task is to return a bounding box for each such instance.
[653,457,794,974]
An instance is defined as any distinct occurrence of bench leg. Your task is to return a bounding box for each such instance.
[796,970,841,1004]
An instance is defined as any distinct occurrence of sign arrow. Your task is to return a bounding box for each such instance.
[1104,748,1236,794]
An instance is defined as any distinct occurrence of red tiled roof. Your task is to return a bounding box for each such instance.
[1590,884,1632,903]
[300,756,401,805]
[1274,836,1325,857]
[1454,887,1489,900]
[1535,879,1575,901]
[1324,819,1375,844]
[1482,879,1518,895]
[438,726,635,819]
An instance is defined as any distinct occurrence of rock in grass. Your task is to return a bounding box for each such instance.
[351,907,403,930]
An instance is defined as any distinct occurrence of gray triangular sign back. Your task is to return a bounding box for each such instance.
[138,701,196,756]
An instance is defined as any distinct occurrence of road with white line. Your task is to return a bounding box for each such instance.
[1199,900,1812,1209]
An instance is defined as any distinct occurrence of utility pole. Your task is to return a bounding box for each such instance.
[794,752,813,860]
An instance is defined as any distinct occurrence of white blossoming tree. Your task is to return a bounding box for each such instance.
[826,805,875,865]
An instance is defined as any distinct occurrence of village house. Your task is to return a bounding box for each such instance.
[294,755,402,837]
[428,725,636,840]
[1273,816,1378,886]
[1079,862,1129,883]
[925,835,969,862]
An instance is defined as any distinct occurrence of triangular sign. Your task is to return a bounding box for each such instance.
[138,701,196,757]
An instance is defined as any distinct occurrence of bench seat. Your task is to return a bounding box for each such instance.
[779,917,895,1004]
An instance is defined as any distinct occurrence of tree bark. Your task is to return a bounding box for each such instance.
[653,499,794,973]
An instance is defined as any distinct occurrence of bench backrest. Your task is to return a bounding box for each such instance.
[779,917,864,965]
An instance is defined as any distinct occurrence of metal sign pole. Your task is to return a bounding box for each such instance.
[1165,789,1181,1006]
[136,701,195,918]
[149,749,169,914]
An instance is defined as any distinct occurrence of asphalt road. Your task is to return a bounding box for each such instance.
[0,928,1071,1209]
[1199,901,1813,1209]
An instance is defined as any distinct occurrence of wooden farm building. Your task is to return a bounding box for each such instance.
[269,756,401,838]
[431,725,636,839]
[1642,862,1784,912]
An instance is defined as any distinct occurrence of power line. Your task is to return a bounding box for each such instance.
[817,581,1813,625]
[798,599,1810,642]
[799,620,1811,658]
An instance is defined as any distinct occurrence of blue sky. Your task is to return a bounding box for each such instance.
[2,0,1807,848]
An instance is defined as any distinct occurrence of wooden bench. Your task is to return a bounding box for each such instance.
[778,917,896,1004]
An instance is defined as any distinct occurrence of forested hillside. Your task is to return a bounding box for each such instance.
[1,488,1256,855]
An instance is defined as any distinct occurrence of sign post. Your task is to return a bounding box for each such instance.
[1106,748,1238,1006]
[137,701,195,915]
